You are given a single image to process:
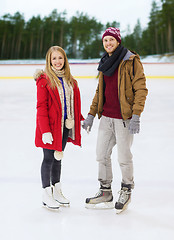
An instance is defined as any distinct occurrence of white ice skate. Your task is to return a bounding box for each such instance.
[52,182,70,207]
[42,186,60,210]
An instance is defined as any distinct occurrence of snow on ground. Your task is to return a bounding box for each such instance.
[0,52,174,64]
[0,63,174,240]
[141,53,174,63]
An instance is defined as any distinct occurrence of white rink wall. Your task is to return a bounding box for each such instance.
[0,63,99,78]
[0,62,174,79]
[143,63,174,77]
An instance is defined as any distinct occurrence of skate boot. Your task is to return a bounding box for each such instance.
[115,183,131,214]
[85,186,114,209]
[52,182,70,206]
[42,186,60,210]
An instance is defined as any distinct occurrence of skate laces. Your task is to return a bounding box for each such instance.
[95,190,103,197]
[118,189,131,204]
[54,186,67,200]
[59,189,67,199]
[94,189,112,197]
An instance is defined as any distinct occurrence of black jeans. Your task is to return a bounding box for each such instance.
[41,126,69,188]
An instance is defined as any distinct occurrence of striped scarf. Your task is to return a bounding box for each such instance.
[51,66,75,139]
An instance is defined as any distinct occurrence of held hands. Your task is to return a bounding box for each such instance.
[42,132,53,144]
[82,114,94,133]
[128,114,140,134]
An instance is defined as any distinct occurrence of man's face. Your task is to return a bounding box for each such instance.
[103,36,120,56]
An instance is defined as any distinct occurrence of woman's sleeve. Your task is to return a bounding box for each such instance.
[36,80,51,133]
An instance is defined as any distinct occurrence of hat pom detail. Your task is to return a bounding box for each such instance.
[54,151,63,160]
[65,118,74,129]
[102,27,121,43]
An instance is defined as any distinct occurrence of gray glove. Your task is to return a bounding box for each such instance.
[82,114,94,133]
[128,114,140,134]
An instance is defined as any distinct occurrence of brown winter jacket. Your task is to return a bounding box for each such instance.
[89,51,148,120]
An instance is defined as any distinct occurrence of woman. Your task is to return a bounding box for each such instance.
[34,46,83,210]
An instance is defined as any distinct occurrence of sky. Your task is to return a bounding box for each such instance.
[0,0,161,34]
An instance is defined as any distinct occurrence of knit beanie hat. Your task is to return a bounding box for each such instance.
[102,27,121,43]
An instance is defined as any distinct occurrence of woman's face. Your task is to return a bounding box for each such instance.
[51,50,65,70]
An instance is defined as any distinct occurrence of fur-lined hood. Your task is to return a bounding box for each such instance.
[33,69,45,81]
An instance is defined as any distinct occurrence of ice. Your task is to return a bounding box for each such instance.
[0,63,174,240]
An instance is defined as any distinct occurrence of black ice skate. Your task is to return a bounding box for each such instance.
[115,183,131,214]
[85,187,114,209]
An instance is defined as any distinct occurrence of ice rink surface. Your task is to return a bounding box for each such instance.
[0,63,174,240]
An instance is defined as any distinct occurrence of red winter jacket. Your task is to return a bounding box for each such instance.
[35,73,84,151]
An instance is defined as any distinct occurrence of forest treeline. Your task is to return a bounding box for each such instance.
[0,0,174,59]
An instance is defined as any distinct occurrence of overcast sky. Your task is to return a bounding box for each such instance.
[1,0,161,34]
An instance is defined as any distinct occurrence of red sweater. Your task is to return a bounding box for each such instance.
[102,69,122,119]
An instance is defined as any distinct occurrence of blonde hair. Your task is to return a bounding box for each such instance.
[45,46,74,88]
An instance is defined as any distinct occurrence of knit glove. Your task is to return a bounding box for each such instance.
[42,132,53,144]
[82,114,94,133]
[128,115,140,134]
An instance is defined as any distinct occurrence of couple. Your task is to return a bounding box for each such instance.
[34,27,148,213]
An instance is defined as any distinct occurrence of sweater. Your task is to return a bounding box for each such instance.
[102,68,122,119]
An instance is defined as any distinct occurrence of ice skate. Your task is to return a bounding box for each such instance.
[115,183,131,214]
[42,186,60,210]
[52,182,70,207]
[85,187,114,209]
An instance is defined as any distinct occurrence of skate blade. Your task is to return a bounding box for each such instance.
[57,202,70,207]
[42,202,60,211]
[55,200,70,207]
[115,200,130,214]
[115,205,128,214]
[85,201,114,210]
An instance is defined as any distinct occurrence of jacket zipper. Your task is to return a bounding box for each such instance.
[118,61,126,128]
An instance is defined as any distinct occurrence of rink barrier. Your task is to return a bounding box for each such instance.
[1,62,174,79]
[1,76,174,79]
[0,76,97,79]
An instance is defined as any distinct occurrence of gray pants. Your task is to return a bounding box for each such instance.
[96,116,134,188]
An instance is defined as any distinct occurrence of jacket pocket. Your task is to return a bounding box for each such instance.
[125,88,134,105]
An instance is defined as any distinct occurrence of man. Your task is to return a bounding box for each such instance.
[82,27,148,213]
